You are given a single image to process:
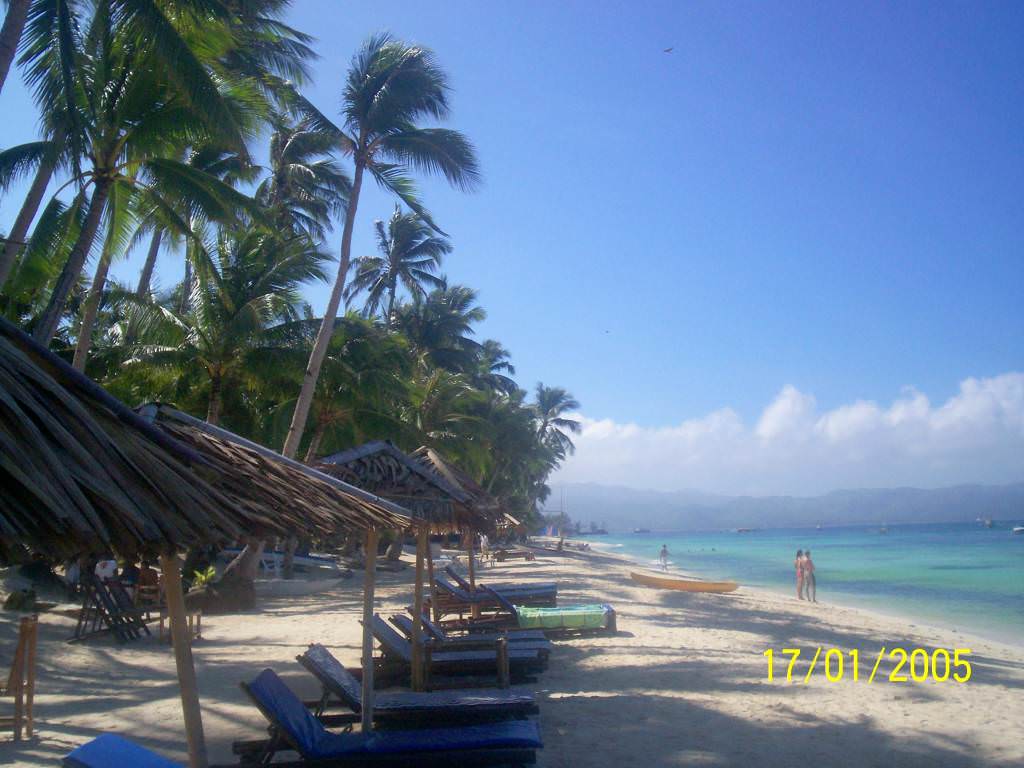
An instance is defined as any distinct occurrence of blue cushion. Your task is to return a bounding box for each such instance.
[63,734,182,768]
[371,615,412,661]
[247,668,542,759]
[304,644,363,709]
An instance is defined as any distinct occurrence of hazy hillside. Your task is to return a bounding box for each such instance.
[547,482,1024,531]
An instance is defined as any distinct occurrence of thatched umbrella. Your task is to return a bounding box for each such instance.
[0,318,413,764]
[411,446,505,616]
[316,441,497,690]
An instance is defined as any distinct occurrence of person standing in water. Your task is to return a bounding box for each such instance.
[794,549,805,599]
[659,544,670,571]
[803,549,817,602]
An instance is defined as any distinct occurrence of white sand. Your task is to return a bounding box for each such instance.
[2,548,1022,767]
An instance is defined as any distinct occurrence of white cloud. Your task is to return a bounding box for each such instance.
[553,373,1024,495]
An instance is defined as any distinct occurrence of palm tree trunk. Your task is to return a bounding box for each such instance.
[281,160,365,459]
[71,234,115,371]
[0,155,55,289]
[135,229,163,297]
[386,281,397,327]
[0,0,30,95]
[207,372,222,425]
[303,421,327,464]
[34,178,111,345]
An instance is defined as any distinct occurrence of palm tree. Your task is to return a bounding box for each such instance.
[126,230,328,424]
[0,0,30,94]
[345,205,449,324]
[534,383,582,460]
[393,283,486,373]
[281,32,480,459]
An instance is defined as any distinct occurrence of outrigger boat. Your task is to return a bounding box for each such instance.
[630,569,739,593]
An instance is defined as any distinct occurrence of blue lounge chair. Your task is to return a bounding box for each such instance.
[407,608,549,642]
[389,614,553,655]
[241,668,541,766]
[444,566,557,603]
[297,643,538,723]
[63,734,181,768]
[370,616,546,679]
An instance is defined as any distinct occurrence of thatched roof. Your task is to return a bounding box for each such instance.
[0,317,410,561]
[144,408,411,535]
[411,446,505,531]
[315,441,478,528]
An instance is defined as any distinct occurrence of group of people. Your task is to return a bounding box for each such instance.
[793,549,817,602]
[64,553,160,602]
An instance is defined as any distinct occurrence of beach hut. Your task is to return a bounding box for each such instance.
[316,441,500,689]
[0,318,413,766]
[411,446,507,608]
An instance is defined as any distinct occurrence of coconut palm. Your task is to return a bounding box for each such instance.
[281,32,480,459]
[534,383,581,460]
[255,117,350,241]
[345,205,449,324]
[392,283,486,373]
[125,230,328,425]
[0,0,30,94]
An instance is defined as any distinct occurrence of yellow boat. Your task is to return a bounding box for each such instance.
[630,570,739,593]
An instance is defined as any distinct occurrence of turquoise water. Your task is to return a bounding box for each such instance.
[595,522,1024,645]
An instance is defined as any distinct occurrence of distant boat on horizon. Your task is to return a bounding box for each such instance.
[1012,526,1024,535]
[633,527,651,534]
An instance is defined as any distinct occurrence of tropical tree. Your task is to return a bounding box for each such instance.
[255,117,349,241]
[124,230,328,424]
[345,204,449,324]
[23,3,263,345]
[0,0,30,94]
[392,283,485,373]
[534,383,581,460]
[281,32,480,459]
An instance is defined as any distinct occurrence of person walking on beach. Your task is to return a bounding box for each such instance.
[659,544,670,571]
[803,549,817,602]
[794,549,805,599]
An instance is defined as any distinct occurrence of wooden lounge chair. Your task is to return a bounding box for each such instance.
[370,615,546,682]
[389,614,553,655]
[240,667,542,766]
[444,567,557,604]
[430,575,556,623]
[485,587,618,636]
[1,614,38,742]
[406,608,548,642]
[298,643,538,723]
[71,574,150,643]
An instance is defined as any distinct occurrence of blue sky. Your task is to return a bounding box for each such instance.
[2,1,1022,491]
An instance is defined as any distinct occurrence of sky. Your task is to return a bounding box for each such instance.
[1,1,1022,494]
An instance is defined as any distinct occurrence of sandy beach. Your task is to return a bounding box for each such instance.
[2,546,1022,767]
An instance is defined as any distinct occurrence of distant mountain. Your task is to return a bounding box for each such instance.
[547,482,1024,531]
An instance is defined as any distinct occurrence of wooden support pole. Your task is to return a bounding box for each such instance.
[160,553,208,768]
[24,615,36,738]
[411,525,428,691]
[467,527,480,619]
[426,533,438,623]
[360,527,378,732]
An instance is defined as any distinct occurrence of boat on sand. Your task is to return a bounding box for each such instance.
[630,570,739,593]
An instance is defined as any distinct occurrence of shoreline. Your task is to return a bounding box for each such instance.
[3,545,1023,767]
[550,535,1023,652]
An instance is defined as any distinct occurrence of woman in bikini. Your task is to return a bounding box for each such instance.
[794,549,805,599]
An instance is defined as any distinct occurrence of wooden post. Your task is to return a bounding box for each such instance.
[467,527,480,619]
[426,533,438,623]
[24,615,36,738]
[360,528,378,732]
[496,636,510,689]
[160,552,208,768]
[411,524,428,691]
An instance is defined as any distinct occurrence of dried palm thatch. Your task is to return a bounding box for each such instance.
[411,446,505,532]
[145,408,412,535]
[316,441,481,531]
[0,318,409,561]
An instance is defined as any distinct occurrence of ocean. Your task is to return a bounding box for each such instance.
[592,521,1024,645]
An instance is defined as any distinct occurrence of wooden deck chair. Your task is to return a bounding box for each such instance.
[1,614,38,741]
[70,575,149,644]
